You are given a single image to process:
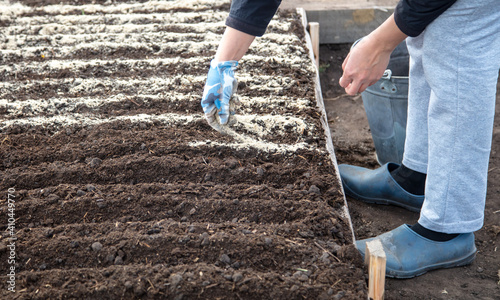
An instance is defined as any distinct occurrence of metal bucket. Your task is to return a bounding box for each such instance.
[361,41,409,165]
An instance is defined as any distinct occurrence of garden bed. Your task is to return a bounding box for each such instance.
[0,1,365,299]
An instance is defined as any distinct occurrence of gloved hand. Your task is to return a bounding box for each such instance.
[201,59,239,132]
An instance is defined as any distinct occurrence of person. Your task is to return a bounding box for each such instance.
[200,0,282,132]
[201,0,500,278]
[339,0,500,278]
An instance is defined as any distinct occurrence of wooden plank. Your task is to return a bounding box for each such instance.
[281,0,398,10]
[308,22,320,67]
[305,9,394,44]
[365,239,386,300]
[297,8,357,243]
[281,0,398,44]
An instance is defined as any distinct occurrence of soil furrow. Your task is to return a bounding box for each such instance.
[0,119,323,171]
[5,212,348,273]
[0,72,313,101]
[0,147,333,190]
[10,0,149,7]
[10,12,229,27]
[0,55,311,81]
[1,23,227,35]
[1,20,291,38]
[1,42,306,64]
[6,182,343,229]
[7,181,337,201]
[12,0,230,17]
[0,262,365,300]
[0,109,319,142]
[1,32,297,50]
[0,32,213,48]
[0,94,312,120]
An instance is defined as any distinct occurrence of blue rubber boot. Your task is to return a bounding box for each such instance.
[356,225,476,278]
[339,163,424,212]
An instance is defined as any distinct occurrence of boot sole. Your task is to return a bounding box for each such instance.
[386,251,477,279]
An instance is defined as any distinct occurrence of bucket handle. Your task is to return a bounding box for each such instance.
[382,69,392,80]
[379,69,398,93]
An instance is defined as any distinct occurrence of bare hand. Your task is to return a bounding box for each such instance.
[339,37,392,95]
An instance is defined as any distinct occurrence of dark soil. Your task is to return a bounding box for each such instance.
[0,2,366,299]
[320,44,500,299]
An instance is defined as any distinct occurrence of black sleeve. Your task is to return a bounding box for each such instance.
[225,0,282,37]
[394,0,458,37]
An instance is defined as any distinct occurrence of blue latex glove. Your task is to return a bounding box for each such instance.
[201,59,239,132]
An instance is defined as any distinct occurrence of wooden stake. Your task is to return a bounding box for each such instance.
[308,22,320,68]
[365,239,386,300]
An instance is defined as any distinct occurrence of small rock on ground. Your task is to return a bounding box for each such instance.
[219,254,231,264]
[91,242,103,252]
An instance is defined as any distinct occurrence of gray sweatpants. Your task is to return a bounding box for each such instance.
[402,0,500,233]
